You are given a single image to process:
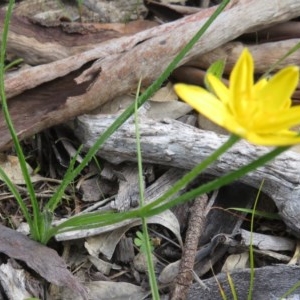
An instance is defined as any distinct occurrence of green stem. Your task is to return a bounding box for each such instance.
[280,281,300,299]
[135,79,160,298]
[248,179,264,300]
[142,134,240,211]
[140,146,289,217]
[142,218,160,299]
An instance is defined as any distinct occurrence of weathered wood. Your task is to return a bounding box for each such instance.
[1,13,155,65]
[188,265,300,300]
[0,260,35,299]
[188,38,300,74]
[11,0,146,22]
[240,229,295,252]
[242,21,300,42]
[75,114,300,236]
[1,0,300,150]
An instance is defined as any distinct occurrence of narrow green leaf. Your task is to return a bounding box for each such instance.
[205,59,226,91]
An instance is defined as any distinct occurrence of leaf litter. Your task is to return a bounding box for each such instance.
[0,224,87,299]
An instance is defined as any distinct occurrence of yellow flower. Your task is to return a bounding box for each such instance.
[174,48,300,146]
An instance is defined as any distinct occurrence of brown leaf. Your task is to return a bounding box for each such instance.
[0,224,87,299]
[0,154,43,185]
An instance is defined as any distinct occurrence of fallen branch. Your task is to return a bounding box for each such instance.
[187,38,300,74]
[0,0,300,149]
[188,265,300,299]
[75,114,300,236]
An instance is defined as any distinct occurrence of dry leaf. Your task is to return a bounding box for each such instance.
[221,252,249,272]
[0,154,43,184]
[150,83,177,102]
[88,256,112,275]
[0,224,87,299]
[98,95,135,114]
[85,210,182,260]
[147,100,192,119]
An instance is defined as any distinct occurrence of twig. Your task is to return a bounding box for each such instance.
[170,194,208,300]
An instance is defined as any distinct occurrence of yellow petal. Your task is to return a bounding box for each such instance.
[254,106,300,133]
[229,48,254,116]
[258,66,299,110]
[206,74,230,104]
[254,78,268,92]
[174,84,227,127]
[246,131,300,146]
[221,116,247,136]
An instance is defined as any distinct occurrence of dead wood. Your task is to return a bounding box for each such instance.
[240,229,295,252]
[172,38,300,99]
[0,0,300,150]
[0,8,157,65]
[75,114,300,236]
[171,194,208,300]
[187,38,300,74]
[188,265,300,299]
[241,21,300,43]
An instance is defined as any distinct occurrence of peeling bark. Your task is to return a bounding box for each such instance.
[0,0,300,150]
